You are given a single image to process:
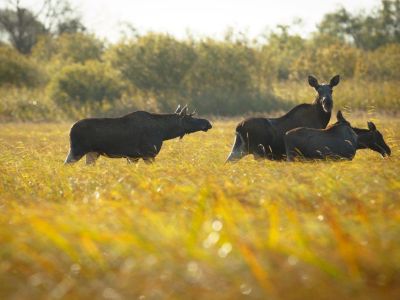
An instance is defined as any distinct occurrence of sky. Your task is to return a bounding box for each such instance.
[11,0,380,42]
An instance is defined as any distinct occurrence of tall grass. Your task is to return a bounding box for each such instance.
[0,116,399,299]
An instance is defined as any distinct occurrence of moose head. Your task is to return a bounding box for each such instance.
[174,105,212,139]
[356,122,391,157]
[308,75,340,113]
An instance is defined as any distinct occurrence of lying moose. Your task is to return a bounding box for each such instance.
[64,105,212,165]
[226,75,340,162]
[284,111,391,161]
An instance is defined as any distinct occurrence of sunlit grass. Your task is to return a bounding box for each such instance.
[0,117,399,299]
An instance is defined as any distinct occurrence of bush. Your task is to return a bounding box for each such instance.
[0,46,43,87]
[32,33,104,63]
[290,43,360,80]
[183,40,262,115]
[355,44,400,80]
[48,61,123,108]
[107,33,196,92]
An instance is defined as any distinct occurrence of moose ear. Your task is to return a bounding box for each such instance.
[336,110,345,122]
[308,75,319,88]
[175,105,182,114]
[330,75,340,87]
[367,121,377,131]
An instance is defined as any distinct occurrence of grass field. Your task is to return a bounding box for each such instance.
[0,116,399,300]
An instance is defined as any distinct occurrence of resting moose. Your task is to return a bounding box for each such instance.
[352,122,391,157]
[64,105,212,165]
[226,75,340,162]
[284,111,391,161]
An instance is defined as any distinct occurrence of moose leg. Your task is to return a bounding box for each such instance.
[86,152,100,165]
[64,149,84,164]
[143,157,155,164]
[226,132,247,162]
[127,158,139,164]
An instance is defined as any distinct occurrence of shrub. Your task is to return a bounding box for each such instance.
[107,33,196,92]
[290,43,360,80]
[183,40,261,115]
[32,33,104,63]
[355,44,400,80]
[48,61,123,108]
[0,46,42,87]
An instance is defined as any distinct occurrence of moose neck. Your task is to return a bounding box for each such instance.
[313,96,331,128]
[160,115,186,141]
[352,127,371,149]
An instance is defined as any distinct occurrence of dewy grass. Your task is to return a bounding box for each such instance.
[0,117,399,299]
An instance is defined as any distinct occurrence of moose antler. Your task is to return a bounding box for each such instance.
[175,105,182,114]
[180,105,189,116]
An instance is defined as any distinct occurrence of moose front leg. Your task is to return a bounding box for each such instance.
[86,152,100,165]
[143,157,155,164]
[140,141,161,165]
[127,158,139,164]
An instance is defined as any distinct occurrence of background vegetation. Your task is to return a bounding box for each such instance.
[0,0,399,120]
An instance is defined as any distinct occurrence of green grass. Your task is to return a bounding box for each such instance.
[0,116,399,299]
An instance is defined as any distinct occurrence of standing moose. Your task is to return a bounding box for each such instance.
[64,105,212,165]
[226,75,340,162]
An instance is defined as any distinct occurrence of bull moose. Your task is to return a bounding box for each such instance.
[284,111,391,161]
[226,75,340,162]
[64,105,212,165]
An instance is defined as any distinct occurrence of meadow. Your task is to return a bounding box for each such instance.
[0,115,399,300]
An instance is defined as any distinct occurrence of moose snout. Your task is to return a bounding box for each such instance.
[203,122,212,132]
[322,97,333,113]
[383,146,391,157]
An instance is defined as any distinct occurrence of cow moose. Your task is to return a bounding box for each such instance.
[352,122,391,157]
[284,111,391,161]
[226,75,340,162]
[64,105,212,165]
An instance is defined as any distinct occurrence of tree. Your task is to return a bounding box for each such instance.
[0,4,46,54]
[317,0,400,50]
[0,0,85,54]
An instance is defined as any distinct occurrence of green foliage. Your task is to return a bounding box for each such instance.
[33,33,104,63]
[184,40,264,114]
[48,61,123,108]
[317,0,400,50]
[291,43,360,79]
[1,1,400,120]
[356,43,400,80]
[0,46,43,87]
[108,33,196,92]
[0,8,47,54]
[260,26,306,81]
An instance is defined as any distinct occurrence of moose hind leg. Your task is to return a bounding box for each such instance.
[86,152,100,165]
